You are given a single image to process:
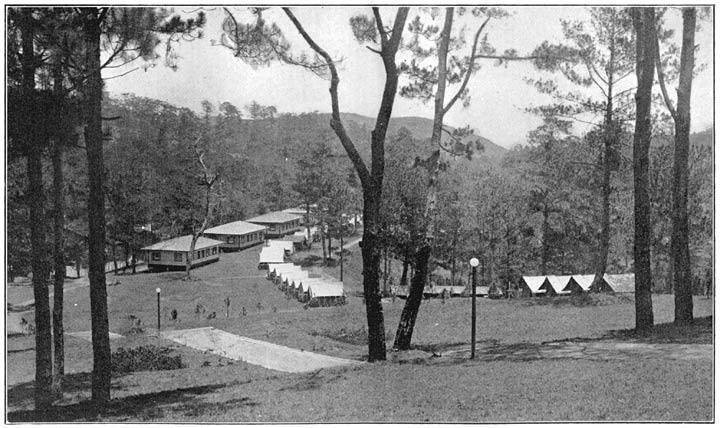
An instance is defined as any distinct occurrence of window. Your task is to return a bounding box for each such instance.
[174,252,183,262]
[196,251,200,259]
[200,250,205,258]
[226,236,233,244]
[151,252,161,261]
[212,247,217,255]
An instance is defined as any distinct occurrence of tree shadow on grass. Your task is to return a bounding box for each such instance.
[558,316,713,345]
[395,317,714,367]
[7,372,255,422]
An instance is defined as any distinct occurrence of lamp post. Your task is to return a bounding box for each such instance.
[469,257,479,360]
[156,287,161,331]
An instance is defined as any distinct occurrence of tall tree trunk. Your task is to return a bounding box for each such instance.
[631,7,656,333]
[186,234,198,277]
[29,144,53,411]
[541,207,551,275]
[321,218,327,261]
[672,7,696,324]
[400,253,409,285]
[394,7,454,350]
[361,189,386,361]
[52,129,66,398]
[83,8,112,405]
[112,242,118,273]
[393,245,431,350]
[591,10,618,295]
[305,201,312,248]
[282,7,408,362]
[21,9,53,411]
[451,227,458,286]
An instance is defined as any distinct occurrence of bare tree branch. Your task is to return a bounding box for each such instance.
[283,7,371,188]
[654,34,678,121]
[443,16,491,115]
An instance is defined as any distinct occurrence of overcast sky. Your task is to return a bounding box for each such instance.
[105,6,714,148]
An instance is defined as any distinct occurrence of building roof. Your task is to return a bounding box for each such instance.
[280,235,307,243]
[247,211,302,224]
[204,220,267,235]
[268,263,294,273]
[522,276,547,293]
[604,273,635,293]
[280,270,309,283]
[282,207,307,216]
[142,235,223,252]
[259,246,285,264]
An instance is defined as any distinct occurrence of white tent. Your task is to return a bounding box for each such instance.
[296,278,327,301]
[571,274,595,291]
[521,276,547,295]
[272,265,304,285]
[544,275,572,295]
[604,273,635,293]
[273,265,303,277]
[280,270,309,286]
[258,246,285,268]
[268,262,294,274]
[308,282,345,298]
[267,240,294,255]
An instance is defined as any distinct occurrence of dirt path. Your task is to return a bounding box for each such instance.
[161,327,363,373]
[443,340,713,362]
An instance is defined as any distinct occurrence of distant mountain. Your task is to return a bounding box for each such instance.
[318,112,508,163]
[690,127,713,148]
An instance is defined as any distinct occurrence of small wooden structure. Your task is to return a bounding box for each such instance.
[203,220,267,252]
[142,235,223,271]
[280,233,309,251]
[246,211,303,238]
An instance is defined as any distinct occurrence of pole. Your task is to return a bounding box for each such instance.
[471,265,477,359]
[156,288,161,331]
[340,233,344,281]
[469,257,479,360]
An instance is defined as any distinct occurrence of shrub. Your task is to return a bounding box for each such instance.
[111,345,186,373]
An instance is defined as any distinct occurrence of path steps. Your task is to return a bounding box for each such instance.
[162,327,362,373]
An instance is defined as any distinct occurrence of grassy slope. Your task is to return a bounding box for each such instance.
[6,243,714,422]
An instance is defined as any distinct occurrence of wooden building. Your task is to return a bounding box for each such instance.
[142,235,223,271]
[246,211,303,238]
[203,220,267,252]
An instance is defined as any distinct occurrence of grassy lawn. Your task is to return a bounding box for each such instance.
[6,242,714,422]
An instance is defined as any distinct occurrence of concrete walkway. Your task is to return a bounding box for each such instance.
[161,327,362,373]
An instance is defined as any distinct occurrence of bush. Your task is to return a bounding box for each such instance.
[111,345,186,373]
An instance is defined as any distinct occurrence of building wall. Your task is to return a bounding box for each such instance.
[256,220,301,237]
[204,230,265,251]
[145,245,220,269]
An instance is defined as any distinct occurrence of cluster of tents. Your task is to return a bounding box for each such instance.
[520,273,635,297]
[265,263,346,307]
